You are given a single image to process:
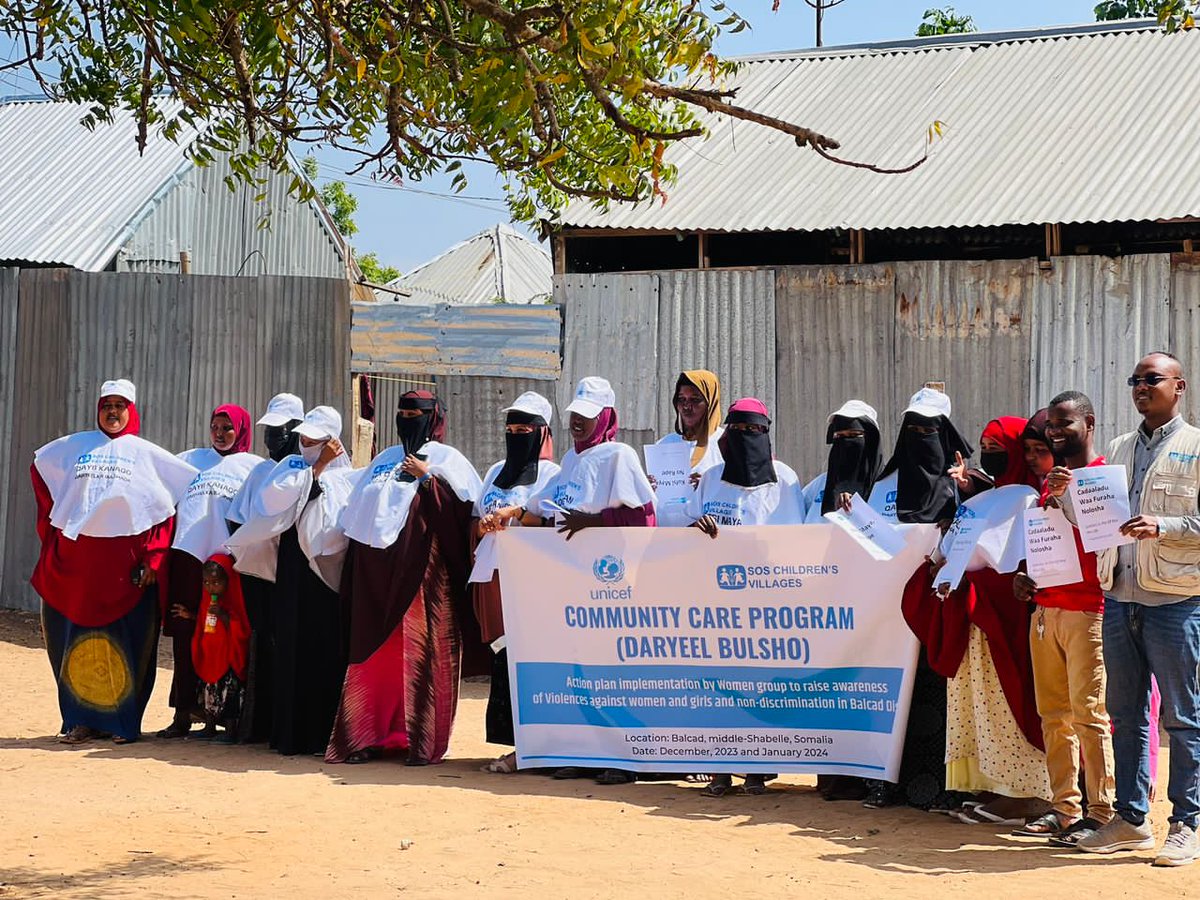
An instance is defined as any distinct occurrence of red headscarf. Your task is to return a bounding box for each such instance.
[981,416,1039,488]
[574,407,618,453]
[97,395,140,439]
[212,403,252,455]
[191,553,251,683]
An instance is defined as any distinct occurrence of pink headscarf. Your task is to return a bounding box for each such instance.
[574,407,618,454]
[212,403,253,455]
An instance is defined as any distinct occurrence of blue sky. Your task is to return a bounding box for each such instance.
[1,1,1106,271]
[323,0,1103,272]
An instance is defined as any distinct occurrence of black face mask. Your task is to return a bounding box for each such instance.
[882,412,973,523]
[396,412,433,456]
[821,415,882,515]
[264,420,301,462]
[979,450,1008,479]
[493,412,546,490]
[718,412,776,487]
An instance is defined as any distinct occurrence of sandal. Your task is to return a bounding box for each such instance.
[156,721,192,739]
[346,747,381,765]
[482,753,518,774]
[1048,817,1103,848]
[594,768,636,785]
[551,767,588,780]
[112,735,135,745]
[955,806,1024,826]
[1013,811,1072,837]
[743,775,768,796]
[58,725,94,745]
[701,776,734,798]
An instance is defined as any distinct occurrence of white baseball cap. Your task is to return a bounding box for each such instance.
[502,391,553,422]
[827,399,878,426]
[258,392,305,426]
[903,387,952,420]
[293,405,342,441]
[565,376,616,419]
[99,379,136,404]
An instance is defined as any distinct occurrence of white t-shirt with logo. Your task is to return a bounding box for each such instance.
[526,442,655,518]
[34,431,198,540]
[474,459,562,520]
[802,471,900,524]
[172,450,262,560]
[340,441,483,550]
[686,461,807,526]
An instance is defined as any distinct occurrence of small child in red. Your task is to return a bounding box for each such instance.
[192,554,250,743]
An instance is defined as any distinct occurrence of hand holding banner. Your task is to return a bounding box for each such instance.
[1067,464,1134,553]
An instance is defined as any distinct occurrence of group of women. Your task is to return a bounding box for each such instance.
[30,371,1108,820]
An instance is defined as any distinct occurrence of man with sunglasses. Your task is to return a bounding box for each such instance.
[1053,352,1200,866]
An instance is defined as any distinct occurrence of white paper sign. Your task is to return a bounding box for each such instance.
[644,442,695,528]
[936,517,984,592]
[1067,464,1135,553]
[824,493,908,560]
[1023,506,1083,589]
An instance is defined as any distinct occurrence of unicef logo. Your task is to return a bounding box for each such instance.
[592,555,625,584]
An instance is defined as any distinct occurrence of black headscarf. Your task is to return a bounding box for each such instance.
[880,412,973,523]
[821,414,883,515]
[396,391,445,455]
[493,410,548,490]
[264,419,302,462]
[717,402,777,487]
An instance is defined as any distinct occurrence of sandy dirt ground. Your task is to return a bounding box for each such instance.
[0,609,1195,899]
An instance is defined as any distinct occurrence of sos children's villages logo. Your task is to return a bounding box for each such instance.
[716,564,748,590]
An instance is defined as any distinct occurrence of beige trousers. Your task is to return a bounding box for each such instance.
[1029,606,1115,822]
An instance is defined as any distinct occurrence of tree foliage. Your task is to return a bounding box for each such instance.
[357,252,400,284]
[0,0,928,223]
[916,7,977,36]
[300,155,358,237]
[1095,0,1197,29]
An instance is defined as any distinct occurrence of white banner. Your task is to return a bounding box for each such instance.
[496,523,939,779]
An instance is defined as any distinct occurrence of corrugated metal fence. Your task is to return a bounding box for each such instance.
[0,268,350,612]
[9,254,1199,610]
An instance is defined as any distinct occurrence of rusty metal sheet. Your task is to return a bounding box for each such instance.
[775,264,897,479]
[1031,254,1171,447]
[352,302,561,380]
[894,258,1035,455]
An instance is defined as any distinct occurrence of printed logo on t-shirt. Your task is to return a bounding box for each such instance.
[74,452,136,482]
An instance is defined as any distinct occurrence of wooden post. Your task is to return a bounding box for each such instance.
[1044,223,1062,258]
[179,250,191,274]
[553,234,567,275]
[850,229,866,265]
[697,232,709,270]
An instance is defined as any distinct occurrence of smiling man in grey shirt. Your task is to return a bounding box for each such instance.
[1054,352,1200,866]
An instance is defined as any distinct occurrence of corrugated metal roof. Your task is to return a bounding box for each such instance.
[351,302,561,379]
[381,225,552,305]
[0,98,198,270]
[0,98,350,274]
[558,21,1200,233]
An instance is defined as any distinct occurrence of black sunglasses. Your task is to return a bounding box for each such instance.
[1126,374,1180,387]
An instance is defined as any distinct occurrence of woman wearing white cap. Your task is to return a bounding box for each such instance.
[802,400,893,525]
[862,387,973,811]
[469,391,560,774]
[484,376,656,784]
[328,390,483,765]
[224,392,304,742]
[31,379,197,744]
[158,403,263,740]
[226,404,351,755]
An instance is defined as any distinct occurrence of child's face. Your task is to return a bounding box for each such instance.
[202,564,228,596]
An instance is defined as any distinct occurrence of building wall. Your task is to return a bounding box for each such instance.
[117,156,347,279]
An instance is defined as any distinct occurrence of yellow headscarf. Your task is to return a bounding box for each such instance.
[674,370,722,467]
